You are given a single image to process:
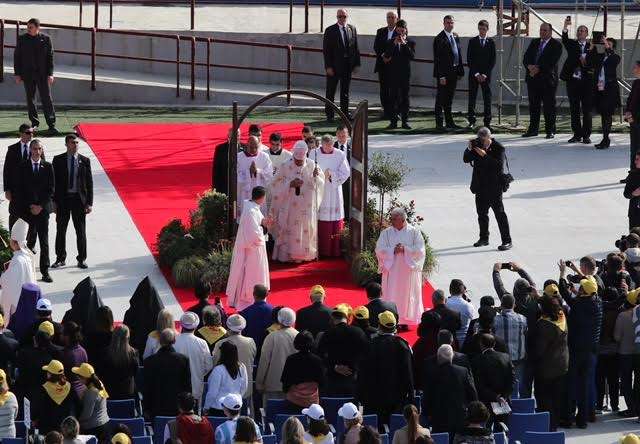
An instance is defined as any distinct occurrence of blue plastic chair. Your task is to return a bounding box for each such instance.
[107,399,138,418]
[263,399,288,426]
[275,414,306,440]
[508,412,550,443]
[380,433,389,444]
[110,417,146,436]
[388,414,405,437]
[431,433,449,444]
[335,414,378,438]
[262,434,277,444]
[2,439,25,444]
[152,416,175,444]
[207,416,228,430]
[524,431,565,444]
[132,437,153,444]
[511,397,536,414]
[86,438,98,444]
[14,421,25,438]
[320,396,354,426]
[494,432,507,444]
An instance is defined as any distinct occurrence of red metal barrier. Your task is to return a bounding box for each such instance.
[0,20,4,83]
[190,36,195,99]
[91,27,96,90]
[175,35,180,97]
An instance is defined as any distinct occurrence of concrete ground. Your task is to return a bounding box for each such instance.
[1,1,639,37]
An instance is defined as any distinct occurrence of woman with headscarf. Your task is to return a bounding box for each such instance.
[31,360,80,435]
[123,276,164,355]
[62,277,104,336]
[0,219,35,326]
[72,363,109,440]
[84,306,114,369]
[281,330,326,412]
[142,308,175,360]
[61,321,88,397]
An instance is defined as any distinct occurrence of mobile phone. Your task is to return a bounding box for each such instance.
[501,263,512,270]
[566,15,572,23]
[565,260,573,267]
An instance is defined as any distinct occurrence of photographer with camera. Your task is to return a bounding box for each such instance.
[588,35,620,149]
[463,127,512,251]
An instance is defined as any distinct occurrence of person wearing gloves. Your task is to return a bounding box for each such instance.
[214,394,261,444]
[31,359,80,434]
[174,311,213,406]
[71,363,109,439]
[302,404,334,444]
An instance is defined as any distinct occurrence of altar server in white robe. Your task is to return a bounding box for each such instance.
[375,207,425,325]
[316,134,350,257]
[270,141,325,263]
[226,186,270,311]
[237,136,273,216]
[0,218,36,325]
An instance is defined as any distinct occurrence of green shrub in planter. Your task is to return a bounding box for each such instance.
[351,250,380,287]
[157,219,194,268]
[190,190,228,248]
[172,255,209,288]
[0,221,12,273]
[202,246,233,293]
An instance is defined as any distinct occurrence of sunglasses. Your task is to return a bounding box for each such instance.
[337,15,347,18]
[22,131,33,135]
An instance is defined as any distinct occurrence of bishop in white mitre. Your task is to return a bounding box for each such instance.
[0,218,36,325]
[269,141,325,263]
[375,208,425,324]
[237,135,273,216]
[226,186,270,311]
[315,134,350,257]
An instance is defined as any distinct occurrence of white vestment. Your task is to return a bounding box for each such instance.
[375,224,425,324]
[265,149,293,177]
[174,332,214,405]
[226,200,270,310]
[269,158,325,262]
[0,250,36,326]
[237,151,273,215]
[316,149,350,221]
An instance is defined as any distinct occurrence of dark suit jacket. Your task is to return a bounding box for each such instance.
[433,30,464,79]
[366,298,399,328]
[589,51,621,114]
[4,142,29,216]
[471,348,514,403]
[52,152,93,207]
[463,138,505,196]
[374,26,395,73]
[296,302,332,338]
[212,141,246,195]
[560,31,593,82]
[143,346,192,417]
[16,160,54,215]
[466,36,496,79]
[0,331,18,373]
[13,32,54,79]
[323,23,361,73]
[522,37,562,86]
[626,79,640,121]
[383,37,416,82]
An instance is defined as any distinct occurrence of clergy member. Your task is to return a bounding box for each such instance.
[237,136,273,216]
[270,141,325,263]
[266,132,292,177]
[0,218,36,325]
[375,207,425,327]
[316,134,350,257]
[226,186,270,311]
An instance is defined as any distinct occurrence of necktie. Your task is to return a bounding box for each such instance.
[340,144,345,151]
[33,163,38,174]
[342,26,349,48]
[536,41,545,63]
[22,144,28,161]
[449,34,459,64]
[481,38,485,47]
[69,156,75,190]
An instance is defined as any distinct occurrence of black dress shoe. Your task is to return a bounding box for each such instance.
[582,137,591,144]
[473,239,489,247]
[77,261,88,269]
[595,139,610,149]
[567,136,581,143]
[48,127,61,136]
[446,124,463,130]
[401,122,412,130]
[51,261,65,269]
[521,131,538,138]
[498,242,513,251]
[41,274,53,283]
[621,178,628,184]
[434,126,447,134]
[386,122,398,130]
[545,133,555,139]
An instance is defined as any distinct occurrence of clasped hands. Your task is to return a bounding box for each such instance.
[527,64,540,77]
[394,243,405,254]
[29,204,43,215]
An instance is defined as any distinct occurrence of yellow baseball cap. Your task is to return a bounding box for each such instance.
[38,320,54,337]
[543,284,560,297]
[310,285,325,297]
[628,288,640,306]
[621,434,640,444]
[42,359,64,375]
[333,303,352,318]
[0,369,7,383]
[72,363,96,379]
[378,310,397,328]
[580,277,598,296]
[112,433,132,444]
[354,306,369,320]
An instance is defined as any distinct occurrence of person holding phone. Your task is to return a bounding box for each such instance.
[382,19,415,129]
[588,36,621,149]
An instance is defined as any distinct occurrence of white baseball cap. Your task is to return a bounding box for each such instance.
[180,311,199,330]
[226,314,247,333]
[36,298,52,311]
[302,404,325,421]
[219,393,243,411]
[338,402,359,420]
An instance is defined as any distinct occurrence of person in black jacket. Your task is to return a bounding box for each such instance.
[295,285,332,339]
[466,20,496,130]
[364,282,398,329]
[522,22,563,139]
[433,15,464,132]
[16,139,54,282]
[624,154,640,229]
[463,127,512,251]
[589,37,621,149]
[281,331,326,412]
[13,18,57,134]
[3,124,34,230]
[51,134,93,270]
[322,9,361,121]
[212,128,245,195]
[561,17,594,144]
[382,20,415,130]
[373,11,397,119]
[624,62,640,173]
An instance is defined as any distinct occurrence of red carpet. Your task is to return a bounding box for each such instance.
[76,122,431,343]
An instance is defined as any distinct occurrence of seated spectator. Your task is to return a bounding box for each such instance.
[15,324,62,403]
[21,298,63,347]
[296,285,333,338]
[351,306,377,339]
[239,284,274,352]
[233,416,262,444]
[446,280,477,346]
[45,431,64,444]
[365,282,398,329]
[0,369,18,438]
[164,392,214,444]
[392,405,430,444]
[204,341,248,416]
[452,401,494,444]
[338,402,363,444]
[32,360,80,434]
[111,432,132,444]
[461,307,507,358]
[100,325,139,400]
[196,306,228,352]
[142,308,175,360]
[84,306,114,370]
[111,424,133,442]
[215,394,261,444]
[282,331,326,411]
[60,416,84,444]
[281,416,306,444]
[302,404,334,444]
[62,321,88,398]
[72,363,109,439]
[358,425,381,444]
[0,314,18,374]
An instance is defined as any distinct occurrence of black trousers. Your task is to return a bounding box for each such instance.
[389,80,410,124]
[55,194,87,263]
[25,210,50,274]
[468,76,492,126]
[596,353,619,410]
[535,374,567,431]
[8,213,19,231]
[325,62,352,119]
[23,77,56,129]
[619,354,640,414]
[601,113,613,142]
[435,74,458,127]
[526,79,557,135]
[474,192,511,244]
[630,122,640,170]
[378,69,391,117]
[566,79,592,138]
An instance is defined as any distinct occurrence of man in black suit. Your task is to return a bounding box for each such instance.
[383,20,415,130]
[212,128,245,194]
[295,285,332,338]
[365,282,399,328]
[522,22,563,139]
[323,9,361,121]
[4,123,34,229]
[561,17,593,144]
[433,15,464,132]
[374,11,397,119]
[420,289,462,343]
[16,139,54,282]
[13,18,58,134]
[467,20,496,130]
[334,125,351,218]
[51,134,93,270]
